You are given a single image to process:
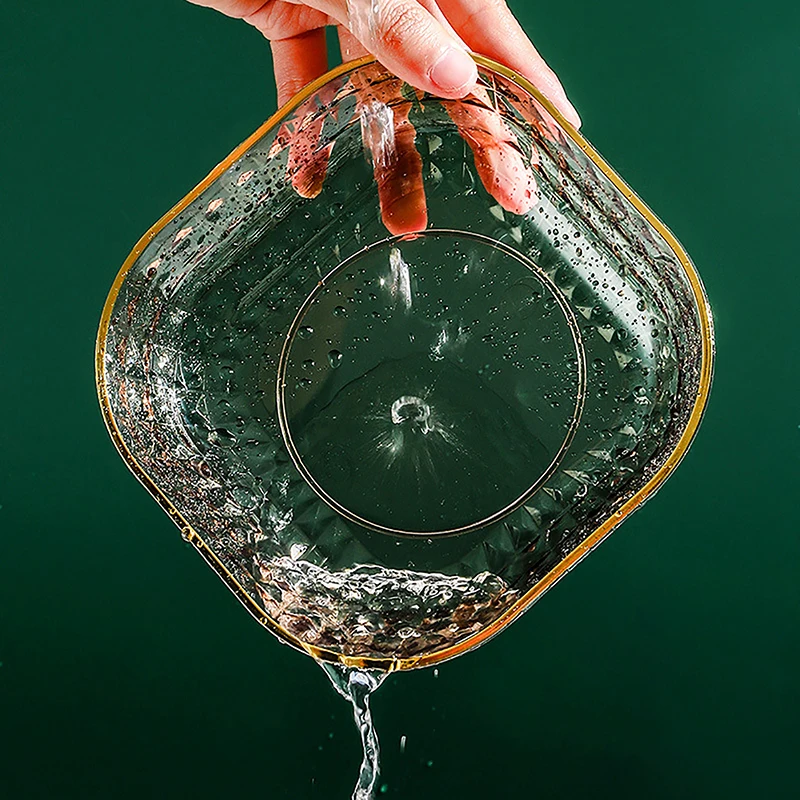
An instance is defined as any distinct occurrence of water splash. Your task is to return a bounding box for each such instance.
[321,663,388,800]
[360,100,396,172]
[391,395,433,433]
[348,1,397,177]
[256,557,517,658]
[388,247,412,309]
[346,0,382,43]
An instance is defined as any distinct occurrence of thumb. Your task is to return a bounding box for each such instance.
[321,0,479,98]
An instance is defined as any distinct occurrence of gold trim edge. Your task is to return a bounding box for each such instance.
[95,54,715,672]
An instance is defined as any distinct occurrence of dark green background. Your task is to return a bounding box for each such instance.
[2,1,798,797]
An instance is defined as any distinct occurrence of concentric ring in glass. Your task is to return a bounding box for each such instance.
[277,229,587,536]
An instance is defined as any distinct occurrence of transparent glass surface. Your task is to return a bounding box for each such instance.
[98,58,712,667]
[278,230,585,536]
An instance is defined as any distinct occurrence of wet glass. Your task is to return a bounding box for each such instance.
[96,56,714,670]
[278,230,585,536]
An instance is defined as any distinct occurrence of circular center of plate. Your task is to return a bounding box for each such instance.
[277,230,585,536]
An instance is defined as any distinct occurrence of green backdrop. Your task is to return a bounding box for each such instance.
[2,1,798,797]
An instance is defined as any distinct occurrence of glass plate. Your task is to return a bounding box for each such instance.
[96,55,714,670]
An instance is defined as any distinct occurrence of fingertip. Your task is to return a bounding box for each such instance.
[559,100,582,130]
[382,191,428,235]
[498,172,537,216]
[290,139,333,199]
[429,47,478,98]
[540,72,582,129]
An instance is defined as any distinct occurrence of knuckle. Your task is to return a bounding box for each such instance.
[478,0,510,20]
[378,3,428,49]
[462,0,510,40]
[243,1,284,39]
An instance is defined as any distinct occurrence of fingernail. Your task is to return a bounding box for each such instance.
[430,47,477,94]
[560,97,581,129]
[554,87,581,129]
[564,103,582,129]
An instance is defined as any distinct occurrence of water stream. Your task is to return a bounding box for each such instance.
[346,0,382,44]
[321,663,389,799]
[359,100,396,173]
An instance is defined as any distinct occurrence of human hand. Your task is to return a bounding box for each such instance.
[188,0,581,232]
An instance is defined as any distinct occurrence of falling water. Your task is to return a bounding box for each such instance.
[346,0,382,43]
[321,663,389,800]
[360,100,396,172]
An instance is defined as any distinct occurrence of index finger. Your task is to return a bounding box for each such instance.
[438,0,581,128]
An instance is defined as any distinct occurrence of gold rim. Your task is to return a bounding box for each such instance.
[96,54,715,672]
